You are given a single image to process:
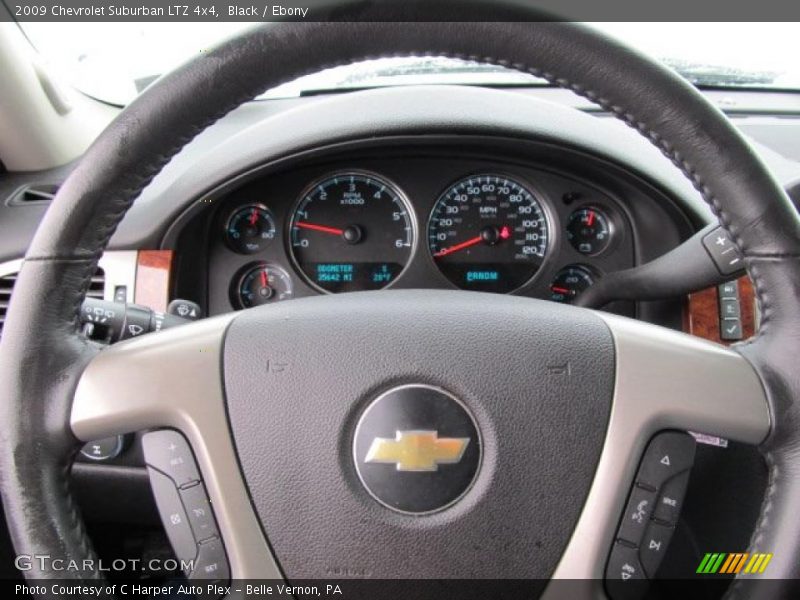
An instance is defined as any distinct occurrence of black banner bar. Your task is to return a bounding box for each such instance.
[2,577,773,599]
[2,0,800,22]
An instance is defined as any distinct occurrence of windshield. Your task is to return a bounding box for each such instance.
[17,22,800,106]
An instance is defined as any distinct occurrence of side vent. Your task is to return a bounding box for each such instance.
[87,268,106,299]
[8,183,59,205]
[0,267,104,339]
[0,273,16,339]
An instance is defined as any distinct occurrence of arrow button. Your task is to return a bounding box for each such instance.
[637,432,696,491]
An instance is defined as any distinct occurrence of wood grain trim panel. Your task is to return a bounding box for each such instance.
[685,276,755,344]
[134,250,173,312]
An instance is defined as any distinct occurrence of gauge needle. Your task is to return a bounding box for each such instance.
[586,210,595,226]
[551,286,571,294]
[249,209,259,226]
[434,235,484,258]
[295,221,345,236]
[260,270,268,288]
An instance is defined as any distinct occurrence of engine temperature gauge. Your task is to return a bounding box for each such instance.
[566,206,613,256]
[233,263,293,308]
[550,265,596,303]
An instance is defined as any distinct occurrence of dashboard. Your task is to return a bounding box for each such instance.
[166,137,692,324]
[1,83,798,582]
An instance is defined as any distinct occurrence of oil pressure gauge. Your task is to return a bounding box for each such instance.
[226,204,277,254]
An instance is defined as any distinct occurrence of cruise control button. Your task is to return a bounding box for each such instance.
[640,521,675,578]
[142,430,201,488]
[80,436,123,461]
[637,432,696,490]
[180,482,219,542]
[147,467,198,566]
[191,536,230,581]
[653,470,691,525]
[606,542,648,600]
[617,485,657,545]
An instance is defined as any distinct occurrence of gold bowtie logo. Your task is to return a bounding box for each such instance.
[365,430,470,472]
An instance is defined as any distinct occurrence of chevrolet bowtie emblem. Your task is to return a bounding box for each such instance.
[365,430,470,472]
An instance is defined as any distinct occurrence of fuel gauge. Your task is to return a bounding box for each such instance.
[550,265,597,304]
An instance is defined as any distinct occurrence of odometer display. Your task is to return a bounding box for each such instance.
[289,172,415,293]
[428,174,550,293]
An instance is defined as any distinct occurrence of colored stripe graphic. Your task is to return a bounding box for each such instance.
[698,553,772,574]
[720,554,736,574]
[744,553,774,574]
[696,553,713,573]
[720,553,749,574]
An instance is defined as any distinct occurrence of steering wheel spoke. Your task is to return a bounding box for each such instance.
[71,314,281,579]
[549,313,769,586]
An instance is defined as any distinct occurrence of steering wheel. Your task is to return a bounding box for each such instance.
[2,5,799,599]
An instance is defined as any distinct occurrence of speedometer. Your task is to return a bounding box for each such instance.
[428,174,550,293]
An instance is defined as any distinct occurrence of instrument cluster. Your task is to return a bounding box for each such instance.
[206,156,633,314]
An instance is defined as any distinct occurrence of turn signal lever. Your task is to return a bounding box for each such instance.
[79,298,202,344]
[575,224,746,309]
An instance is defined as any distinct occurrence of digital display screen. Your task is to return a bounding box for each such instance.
[310,263,403,293]
[465,270,500,283]
[436,263,536,294]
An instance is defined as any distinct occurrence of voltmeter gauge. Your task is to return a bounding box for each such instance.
[566,206,613,256]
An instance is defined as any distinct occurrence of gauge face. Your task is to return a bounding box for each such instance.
[550,265,596,303]
[428,174,550,293]
[226,205,277,254]
[289,172,415,293]
[234,263,293,308]
[566,206,613,256]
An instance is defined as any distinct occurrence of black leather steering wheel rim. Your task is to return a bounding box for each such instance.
[1,6,799,596]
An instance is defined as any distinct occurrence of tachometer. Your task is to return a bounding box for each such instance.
[289,172,415,293]
[428,174,550,293]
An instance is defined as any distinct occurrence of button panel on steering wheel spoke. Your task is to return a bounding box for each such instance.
[142,430,231,595]
[605,432,696,599]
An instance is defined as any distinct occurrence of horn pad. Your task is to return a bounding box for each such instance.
[223,290,614,581]
[353,383,482,514]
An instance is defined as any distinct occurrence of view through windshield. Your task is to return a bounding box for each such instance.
[17,22,800,106]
